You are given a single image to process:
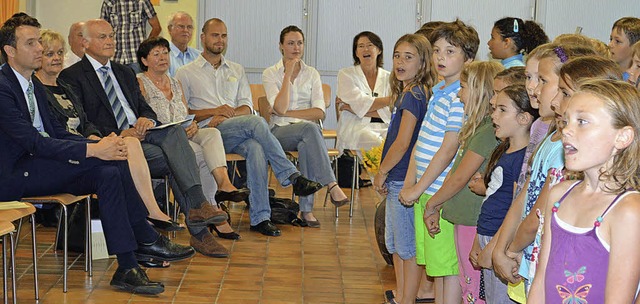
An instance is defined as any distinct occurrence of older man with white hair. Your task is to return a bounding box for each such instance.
[167,11,199,76]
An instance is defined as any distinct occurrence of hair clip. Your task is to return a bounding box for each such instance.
[554,46,569,63]
[513,19,519,33]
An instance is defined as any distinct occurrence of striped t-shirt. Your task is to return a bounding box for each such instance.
[414,80,464,195]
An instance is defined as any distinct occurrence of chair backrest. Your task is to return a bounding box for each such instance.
[250,84,266,111]
[321,83,331,109]
[257,96,271,124]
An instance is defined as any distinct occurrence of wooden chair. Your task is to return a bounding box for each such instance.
[0,221,15,304]
[0,203,38,302]
[21,194,91,293]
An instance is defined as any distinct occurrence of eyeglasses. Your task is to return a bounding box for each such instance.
[173,24,194,31]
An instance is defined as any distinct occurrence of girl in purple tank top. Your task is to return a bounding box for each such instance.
[528,79,640,303]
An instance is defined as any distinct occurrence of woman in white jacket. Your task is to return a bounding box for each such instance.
[336,31,391,153]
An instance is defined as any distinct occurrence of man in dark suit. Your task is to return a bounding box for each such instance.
[0,13,193,295]
[59,19,230,258]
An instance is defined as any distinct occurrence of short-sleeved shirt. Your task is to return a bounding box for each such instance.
[101,0,156,65]
[519,131,564,279]
[175,55,253,127]
[169,42,200,77]
[414,80,464,195]
[441,118,498,226]
[380,86,428,182]
[477,146,526,236]
[262,59,325,127]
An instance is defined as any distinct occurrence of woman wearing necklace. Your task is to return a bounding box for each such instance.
[336,31,391,154]
[136,37,244,240]
[262,25,350,228]
[35,29,184,235]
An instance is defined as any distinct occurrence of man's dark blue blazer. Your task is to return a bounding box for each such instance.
[0,64,89,200]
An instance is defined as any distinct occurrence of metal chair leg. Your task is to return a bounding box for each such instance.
[13,220,22,250]
[30,214,38,300]
[9,233,16,304]
[3,234,8,304]
[349,154,358,218]
[53,209,62,254]
[61,205,68,293]
[85,197,92,277]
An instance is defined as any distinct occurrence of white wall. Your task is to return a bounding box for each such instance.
[33,0,102,38]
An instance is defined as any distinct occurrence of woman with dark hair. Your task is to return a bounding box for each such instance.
[335,31,391,153]
[262,25,349,228]
[136,37,246,240]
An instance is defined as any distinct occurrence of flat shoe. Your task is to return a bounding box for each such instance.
[147,217,185,232]
[292,176,323,196]
[305,219,320,228]
[135,235,196,263]
[215,188,250,203]
[385,290,395,302]
[250,220,281,236]
[110,266,165,295]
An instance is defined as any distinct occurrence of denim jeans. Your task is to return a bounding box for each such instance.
[215,115,299,225]
[271,122,335,212]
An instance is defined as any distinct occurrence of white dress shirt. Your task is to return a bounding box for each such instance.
[175,55,252,127]
[262,59,325,127]
[63,51,82,69]
[12,68,44,133]
[335,65,391,152]
[85,54,138,126]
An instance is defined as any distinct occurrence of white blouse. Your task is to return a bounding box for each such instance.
[262,59,325,127]
[335,65,391,152]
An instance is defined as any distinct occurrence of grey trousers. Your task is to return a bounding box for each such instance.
[271,121,336,212]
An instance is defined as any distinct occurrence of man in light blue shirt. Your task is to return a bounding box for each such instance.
[167,11,199,76]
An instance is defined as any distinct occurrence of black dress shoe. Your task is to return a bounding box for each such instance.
[292,176,323,196]
[250,220,281,236]
[215,188,250,203]
[110,266,165,295]
[209,224,241,240]
[135,235,196,263]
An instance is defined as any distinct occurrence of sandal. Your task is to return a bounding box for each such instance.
[328,184,349,208]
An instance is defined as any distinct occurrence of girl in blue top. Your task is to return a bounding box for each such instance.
[470,85,539,302]
[487,17,548,68]
[374,34,435,304]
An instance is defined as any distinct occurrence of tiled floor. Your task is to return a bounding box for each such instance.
[5,182,395,303]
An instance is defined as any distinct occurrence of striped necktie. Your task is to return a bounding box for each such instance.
[99,66,127,130]
[26,81,36,121]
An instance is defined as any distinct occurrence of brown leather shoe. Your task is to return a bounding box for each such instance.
[190,233,229,258]
[188,202,228,225]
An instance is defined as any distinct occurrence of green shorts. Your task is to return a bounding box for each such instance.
[414,194,459,277]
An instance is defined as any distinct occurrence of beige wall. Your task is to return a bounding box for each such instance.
[30,0,199,48]
[154,0,199,49]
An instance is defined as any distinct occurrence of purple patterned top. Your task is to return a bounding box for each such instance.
[545,181,631,303]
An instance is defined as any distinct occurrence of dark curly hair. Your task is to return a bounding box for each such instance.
[429,19,480,61]
[494,17,549,54]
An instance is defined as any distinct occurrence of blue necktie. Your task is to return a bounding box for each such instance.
[99,66,127,130]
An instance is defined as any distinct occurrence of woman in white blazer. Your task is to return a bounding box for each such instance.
[336,31,391,153]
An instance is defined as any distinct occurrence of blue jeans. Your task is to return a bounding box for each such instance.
[271,122,335,212]
[215,115,299,225]
[384,180,416,260]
